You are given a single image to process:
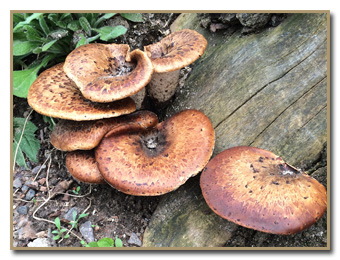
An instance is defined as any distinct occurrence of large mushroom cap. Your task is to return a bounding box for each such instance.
[63,43,154,102]
[27,63,136,121]
[95,109,215,196]
[50,110,158,151]
[200,146,327,235]
[144,29,208,73]
[66,150,105,184]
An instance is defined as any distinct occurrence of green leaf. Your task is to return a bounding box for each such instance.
[24,25,43,42]
[51,230,59,234]
[64,234,70,239]
[42,39,58,52]
[97,238,114,247]
[115,237,123,247]
[39,15,50,36]
[94,13,116,27]
[78,213,89,219]
[75,33,87,48]
[13,53,55,98]
[13,13,25,26]
[120,13,144,22]
[53,235,60,240]
[13,40,40,56]
[93,25,127,41]
[13,13,43,32]
[54,217,61,229]
[87,241,99,247]
[13,117,40,168]
[79,17,92,36]
[42,116,56,130]
[67,20,81,31]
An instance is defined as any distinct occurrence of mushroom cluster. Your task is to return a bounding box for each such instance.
[27,29,214,195]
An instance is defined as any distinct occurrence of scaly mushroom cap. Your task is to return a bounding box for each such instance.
[200,146,327,235]
[27,63,136,121]
[66,150,105,184]
[144,29,208,73]
[63,43,154,102]
[50,110,159,151]
[95,109,215,196]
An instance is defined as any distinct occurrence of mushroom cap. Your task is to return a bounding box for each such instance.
[50,110,159,151]
[63,43,154,102]
[144,29,208,73]
[27,63,136,121]
[95,109,215,196]
[66,150,105,184]
[200,146,327,235]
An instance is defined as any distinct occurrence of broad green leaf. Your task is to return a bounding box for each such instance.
[42,39,58,52]
[97,238,114,247]
[87,34,100,43]
[13,54,55,98]
[13,117,40,168]
[79,17,92,36]
[94,13,116,27]
[53,235,60,240]
[67,20,81,31]
[120,13,144,22]
[23,25,44,42]
[13,140,26,168]
[13,40,40,56]
[75,33,87,48]
[87,242,99,247]
[39,16,50,36]
[13,65,41,98]
[114,237,123,247]
[13,13,43,32]
[13,13,25,26]
[93,25,127,41]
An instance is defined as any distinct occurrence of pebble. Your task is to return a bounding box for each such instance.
[64,207,78,222]
[25,180,39,190]
[27,238,51,247]
[32,165,46,174]
[128,232,142,247]
[13,178,22,189]
[17,205,28,215]
[24,189,36,201]
[79,221,95,243]
[21,185,29,192]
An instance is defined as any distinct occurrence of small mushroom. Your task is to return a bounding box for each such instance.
[144,29,207,105]
[66,150,105,184]
[63,43,154,103]
[50,110,159,151]
[200,146,327,235]
[95,109,215,196]
[27,63,136,121]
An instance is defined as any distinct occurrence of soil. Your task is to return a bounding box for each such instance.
[12,13,180,248]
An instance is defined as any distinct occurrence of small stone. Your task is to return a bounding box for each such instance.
[32,165,46,174]
[21,185,29,192]
[38,178,46,185]
[17,205,28,215]
[24,189,36,201]
[25,180,39,190]
[13,178,22,189]
[27,238,51,247]
[79,221,94,243]
[63,207,78,222]
[128,232,142,247]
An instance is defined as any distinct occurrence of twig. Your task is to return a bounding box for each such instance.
[33,148,55,181]
[13,109,33,172]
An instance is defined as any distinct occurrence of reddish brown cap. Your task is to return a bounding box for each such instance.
[95,109,215,196]
[200,146,327,235]
[50,110,158,151]
[27,63,136,121]
[66,150,105,184]
[63,43,154,102]
[144,29,208,73]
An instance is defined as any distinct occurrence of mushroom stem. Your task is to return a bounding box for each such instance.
[147,70,181,105]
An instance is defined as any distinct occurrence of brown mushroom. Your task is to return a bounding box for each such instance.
[63,43,154,103]
[50,110,158,151]
[144,29,207,104]
[27,63,136,121]
[200,146,327,235]
[66,150,105,184]
[95,109,215,196]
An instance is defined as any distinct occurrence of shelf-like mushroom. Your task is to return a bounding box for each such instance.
[27,63,136,121]
[200,146,327,235]
[63,43,154,103]
[144,29,207,104]
[50,110,158,151]
[66,150,105,184]
[95,109,215,196]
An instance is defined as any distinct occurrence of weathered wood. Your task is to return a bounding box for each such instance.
[143,13,328,247]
